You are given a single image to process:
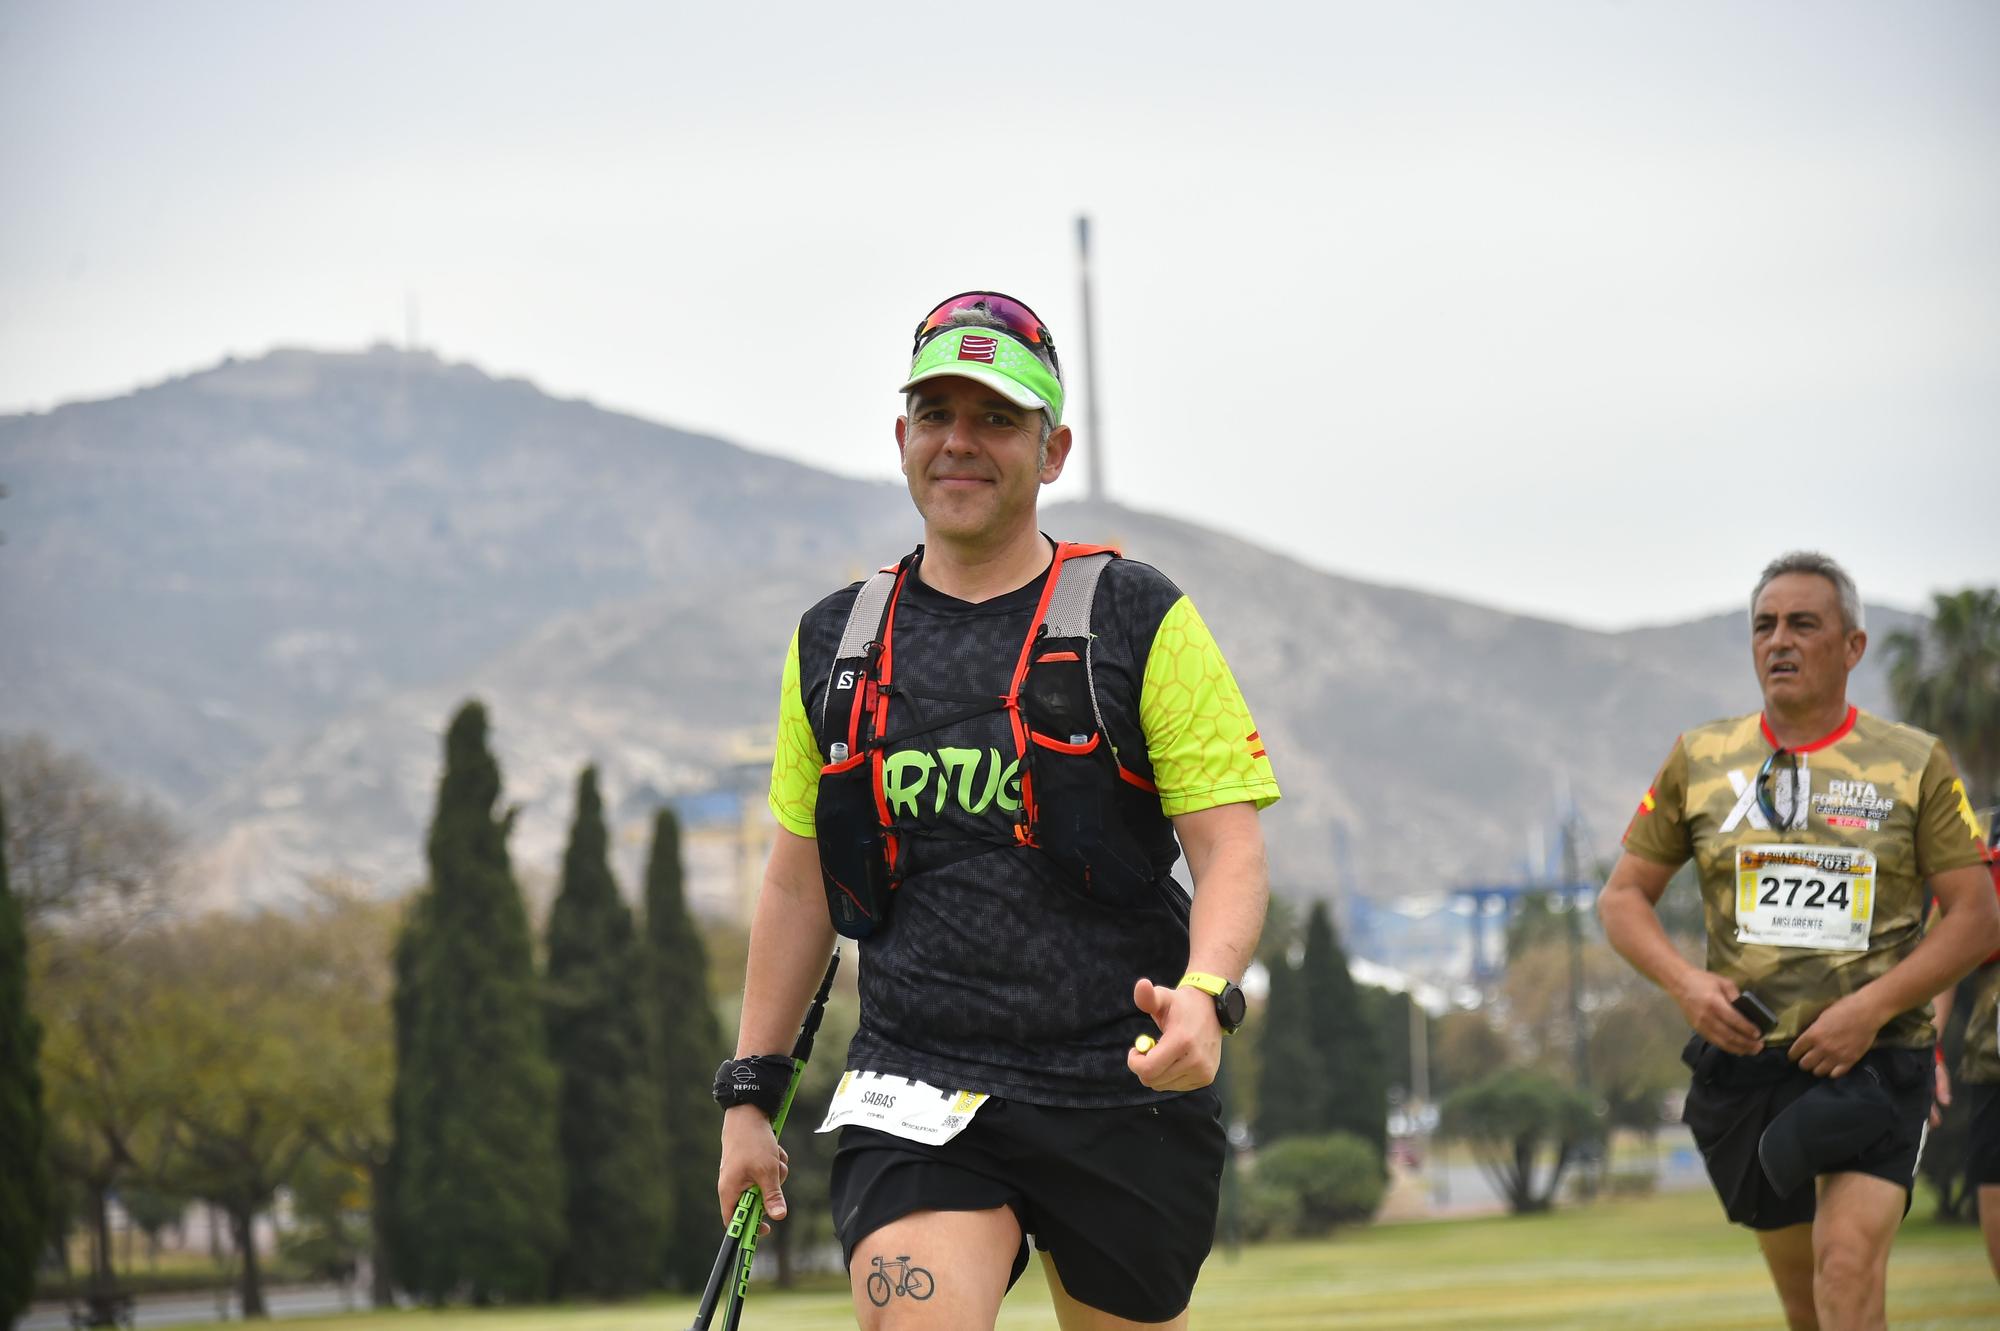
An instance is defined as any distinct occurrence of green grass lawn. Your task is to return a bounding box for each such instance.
[172,1190,1999,1330]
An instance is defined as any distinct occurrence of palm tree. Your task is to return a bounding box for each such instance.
[1884,588,2000,809]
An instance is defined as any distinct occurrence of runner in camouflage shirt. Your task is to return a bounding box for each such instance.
[1625,709,1980,1048]
[1600,552,1997,1331]
[1956,943,2000,1087]
[1932,839,2000,1283]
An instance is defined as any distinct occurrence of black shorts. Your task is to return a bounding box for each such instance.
[1967,1083,2000,1189]
[828,1089,1226,1323]
[1681,1039,1931,1230]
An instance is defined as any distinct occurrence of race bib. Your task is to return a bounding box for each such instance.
[816,1069,989,1146]
[1734,844,1876,951]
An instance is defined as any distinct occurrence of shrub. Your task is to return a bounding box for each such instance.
[1606,1169,1658,1198]
[1244,1132,1385,1238]
[1440,1068,1602,1214]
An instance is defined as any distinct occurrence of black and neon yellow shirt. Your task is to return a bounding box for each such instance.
[768,549,1279,1107]
[1624,706,1986,1049]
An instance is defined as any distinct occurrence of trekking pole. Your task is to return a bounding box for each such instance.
[686,947,841,1331]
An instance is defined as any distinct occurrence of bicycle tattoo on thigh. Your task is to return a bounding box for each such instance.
[864,1254,935,1306]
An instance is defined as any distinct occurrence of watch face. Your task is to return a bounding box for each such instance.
[1221,984,1248,1031]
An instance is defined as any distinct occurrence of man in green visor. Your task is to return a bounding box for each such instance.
[1600,550,1999,1331]
[712,291,1279,1330]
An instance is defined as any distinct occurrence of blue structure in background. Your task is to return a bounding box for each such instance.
[1449,880,1597,984]
[671,787,743,826]
[1452,795,1603,985]
[1272,798,1609,993]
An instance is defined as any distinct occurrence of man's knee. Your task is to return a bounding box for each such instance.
[1813,1172,1904,1253]
[1809,1175,1901,1323]
[1812,1230,1885,1293]
[1767,1263,1818,1325]
[1809,1231,1888,1331]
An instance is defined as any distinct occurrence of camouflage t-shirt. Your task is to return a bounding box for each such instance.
[1623,706,1986,1049]
[767,547,1280,1108]
[1963,959,2000,1085]
[1956,854,2000,1085]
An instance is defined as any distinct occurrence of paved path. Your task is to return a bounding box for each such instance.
[22,1284,362,1331]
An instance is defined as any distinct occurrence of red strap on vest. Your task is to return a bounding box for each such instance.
[844,542,1122,855]
[1002,543,1118,845]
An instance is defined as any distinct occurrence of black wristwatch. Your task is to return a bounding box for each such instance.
[1180,971,1247,1035]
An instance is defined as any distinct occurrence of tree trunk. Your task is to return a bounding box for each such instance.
[88,1182,114,1291]
[53,1199,75,1289]
[1538,1140,1575,1209]
[367,1162,396,1308]
[1509,1137,1536,1212]
[209,1203,230,1323]
[229,1205,267,1318]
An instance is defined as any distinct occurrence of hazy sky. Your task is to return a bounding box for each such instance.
[3,1,1994,629]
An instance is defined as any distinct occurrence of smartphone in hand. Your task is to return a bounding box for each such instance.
[1731,990,1778,1034]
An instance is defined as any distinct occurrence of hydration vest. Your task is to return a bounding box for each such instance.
[811,542,1190,939]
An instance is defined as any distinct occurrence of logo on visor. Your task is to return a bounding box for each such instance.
[957,335,998,363]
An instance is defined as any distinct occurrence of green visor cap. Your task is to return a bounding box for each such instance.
[900,327,1064,426]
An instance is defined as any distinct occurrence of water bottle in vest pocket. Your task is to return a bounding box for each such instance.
[815,752,894,938]
[1022,646,1164,912]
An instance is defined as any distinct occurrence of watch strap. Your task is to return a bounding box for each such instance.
[1178,971,1243,1035]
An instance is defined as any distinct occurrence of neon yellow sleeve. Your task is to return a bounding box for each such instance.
[1139,596,1281,816]
[766,629,822,838]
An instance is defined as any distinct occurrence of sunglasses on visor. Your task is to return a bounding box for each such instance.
[912,291,1061,376]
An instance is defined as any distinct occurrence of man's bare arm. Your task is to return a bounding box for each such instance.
[735,828,838,1057]
[1792,862,2000,1077]
[1128,801,1267,1092]
[1179,801,1269,984]
[1599,850,1764,1055]
[717,827,837,1227]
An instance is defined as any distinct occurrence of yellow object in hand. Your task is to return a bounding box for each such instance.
[1134,1034,1156,1054]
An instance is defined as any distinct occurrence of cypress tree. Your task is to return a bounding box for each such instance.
[382,891,433,1300]
[1252,947,1317,1147]
[390,700,564,1302]
[1,794,51,1326]
[544,767,671,1298]
[642,807,728,1290]
[1301,901,1388,1160]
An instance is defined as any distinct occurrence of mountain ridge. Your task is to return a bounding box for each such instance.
[1,347,1917,915]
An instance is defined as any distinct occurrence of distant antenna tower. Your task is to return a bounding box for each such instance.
[1075,215,1104,503]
